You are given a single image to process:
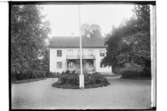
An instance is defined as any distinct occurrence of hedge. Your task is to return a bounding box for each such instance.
[11,71,59,81]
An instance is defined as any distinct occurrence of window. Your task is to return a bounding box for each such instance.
[57,62,62,69]
[100,51,105,57]
[57,50,62,57]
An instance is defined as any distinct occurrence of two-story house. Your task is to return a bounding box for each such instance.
[49,36,112,74]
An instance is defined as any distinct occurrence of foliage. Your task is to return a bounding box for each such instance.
[11,71,60,82]
[101,5,151,76]
[84,73,110,87]
[101,19,140,67]
[134,5,150,32]
[121,70,151,79]
[11,70,47,81]
[11,5,50,75]
[52,72,110,89]
[81,24,103,38]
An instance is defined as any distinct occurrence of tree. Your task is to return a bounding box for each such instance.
[101,5,151,75]
[133,5,151,74]
[11,5,50,74]
[81,24,103,38]
[101,18,139,66]
[134,5,150,32]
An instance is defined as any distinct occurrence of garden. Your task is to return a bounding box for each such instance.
[52,71,110,89]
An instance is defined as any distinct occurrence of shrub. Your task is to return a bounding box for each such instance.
[52,72,110,89]
[113,62,151,79]
[121,70,151,79]
[46,72,60,78]
[11,70,49,81]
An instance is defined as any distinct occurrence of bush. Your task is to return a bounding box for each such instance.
[11,70,63,82]
[12,71,46,80]
[113,63,151,79]
[11,70,55,82]
[121,70,151,79]
[46,72,60,78]
[52,72,110,89]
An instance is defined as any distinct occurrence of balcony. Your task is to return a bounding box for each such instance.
[66,54,95,59]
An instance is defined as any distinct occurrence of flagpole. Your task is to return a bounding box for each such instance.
[78,5,84,88]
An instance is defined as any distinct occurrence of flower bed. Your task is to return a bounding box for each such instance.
[52,71,110,89]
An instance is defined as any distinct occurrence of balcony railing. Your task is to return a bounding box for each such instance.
[66,54,95,59]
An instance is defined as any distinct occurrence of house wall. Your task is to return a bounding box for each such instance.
[49,48,112,74]
[50,48,67,73]
[94,49,112,73]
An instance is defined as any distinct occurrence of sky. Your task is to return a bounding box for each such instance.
[41,4,135,38]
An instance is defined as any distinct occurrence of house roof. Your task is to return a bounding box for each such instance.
[49,36,106,48]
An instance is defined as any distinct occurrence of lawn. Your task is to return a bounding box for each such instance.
[12,78,151,109]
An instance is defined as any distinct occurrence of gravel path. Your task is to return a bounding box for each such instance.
[12,78,151,109]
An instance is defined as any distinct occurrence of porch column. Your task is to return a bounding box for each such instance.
[93,59,96,72]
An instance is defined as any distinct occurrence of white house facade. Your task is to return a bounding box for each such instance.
[49,36,112,74]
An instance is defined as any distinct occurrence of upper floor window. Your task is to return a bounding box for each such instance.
[100,50,105,57]
[57,50,62,57]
